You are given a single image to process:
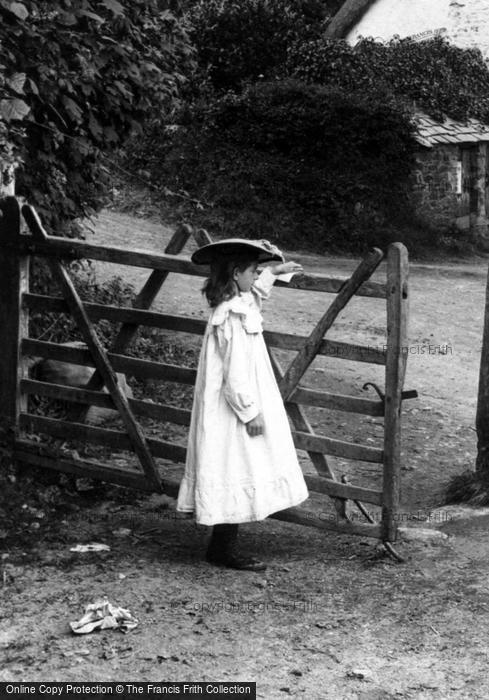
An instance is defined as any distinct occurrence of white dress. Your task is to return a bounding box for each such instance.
[176,267,309,525]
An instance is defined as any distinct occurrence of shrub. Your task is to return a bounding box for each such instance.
[0,0,195,234]
[140,80,418,252]
[187,0,331,91]
[126,20,489,253]
[29,261,136,345]
[287,36,489,123]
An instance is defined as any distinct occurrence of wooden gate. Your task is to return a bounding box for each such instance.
[0,196,413,548]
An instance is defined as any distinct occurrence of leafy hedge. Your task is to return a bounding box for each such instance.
[0,0,194,233]
[125,14,489,253]
[287,36,489,122]
[186,0,332,91]
[137,80,418,252]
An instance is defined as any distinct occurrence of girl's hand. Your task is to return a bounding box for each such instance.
[269,261,303,276]
[246,412,265,437]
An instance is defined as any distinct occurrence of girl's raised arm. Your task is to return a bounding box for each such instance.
[253,261,303,299]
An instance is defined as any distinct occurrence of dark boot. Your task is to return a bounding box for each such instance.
[206,524,267,572]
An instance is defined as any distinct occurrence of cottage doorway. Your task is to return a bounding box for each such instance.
[460,146,476,218]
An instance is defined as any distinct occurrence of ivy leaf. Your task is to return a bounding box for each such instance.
[8,2,28,20]
[27,78,39,96]
[104,125,118,143]
[0,97,30,121]
[144,62,162,74]
[100,34,118,44]
[127,64,141,81]
[7,72,26,94]
[79,9,105,23]
[114,80,133,99]
[58,12,78,26]
[62,95,83,122]
[81,83,94,97]
[98,0,124,16]
[88,112,103,140]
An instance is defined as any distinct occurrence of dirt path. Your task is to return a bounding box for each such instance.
[2,210,489,698]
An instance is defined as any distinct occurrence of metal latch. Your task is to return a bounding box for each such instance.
[362,381,418,404]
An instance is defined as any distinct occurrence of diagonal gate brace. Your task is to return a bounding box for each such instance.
[273,248,384,522]
[71,222,193,424]
[22,205,162,492]
[278,248,385,401]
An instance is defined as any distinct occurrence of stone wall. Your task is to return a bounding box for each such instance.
[412,144,471,230]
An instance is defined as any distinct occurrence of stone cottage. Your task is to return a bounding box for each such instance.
[412,112,489,241]
[325,1,489,240]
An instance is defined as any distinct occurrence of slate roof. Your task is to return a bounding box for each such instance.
[414,112,489,148]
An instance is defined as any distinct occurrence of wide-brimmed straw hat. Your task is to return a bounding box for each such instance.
[191,238,284,265]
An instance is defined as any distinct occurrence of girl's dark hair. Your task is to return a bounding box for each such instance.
[203,252,259,307]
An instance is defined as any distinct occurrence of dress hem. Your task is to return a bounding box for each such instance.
[176,491,309,527]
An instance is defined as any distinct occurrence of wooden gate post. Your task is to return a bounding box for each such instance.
[0,197,29,449]
[382,242,409,542]
[476,261,489,472]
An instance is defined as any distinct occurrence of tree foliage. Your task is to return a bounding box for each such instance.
[187,0,331,91]
[0,0,194,232]
[126,5,489,253]
[142,80,418,252]
[186,3,489,124]
[287,35,489,123]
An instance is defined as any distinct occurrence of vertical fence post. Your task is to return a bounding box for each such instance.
[382,242,409,542]
[0,197,29,452]
[476,262,489,472]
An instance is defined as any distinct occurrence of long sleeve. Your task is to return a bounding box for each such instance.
[252,266,276,300]
[214,313,259,423]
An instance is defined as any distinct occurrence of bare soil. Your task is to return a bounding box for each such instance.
[2,210,489,699]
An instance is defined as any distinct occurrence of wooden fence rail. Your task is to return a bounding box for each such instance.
[0,196,412,548]
[24,296,388,364]
[13,233,388,297]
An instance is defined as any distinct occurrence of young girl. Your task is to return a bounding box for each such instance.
[177,238,309,571]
